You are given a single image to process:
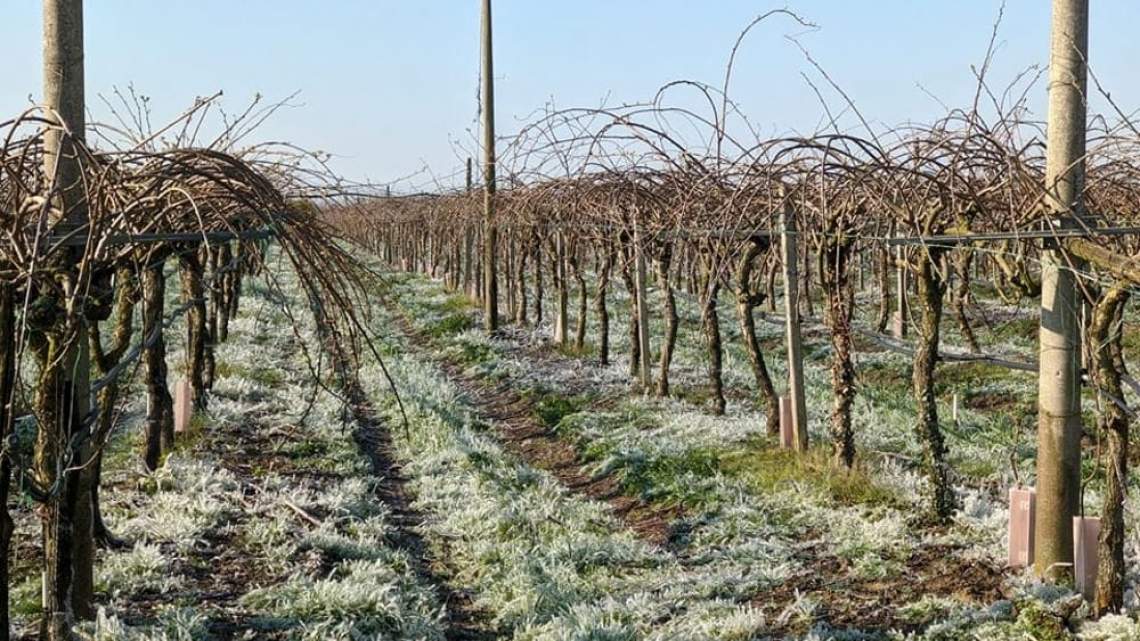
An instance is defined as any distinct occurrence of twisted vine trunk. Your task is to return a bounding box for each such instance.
[1092,284,1130,615]
[0,285,15,641]
[596,245,612,365]
[656,244,678,397]
[950,249,981,354]
[821,237,856,468]
[143,263,175,471]
[551,234,568,344]
[88,266,137,544]
[504,231,516,316]
[33,323,96,636]
[620,240,640,379]
[181,249,212,410]
[875,242,891,333]
[802,245,815,317]
[701,254,726,416]
[570,243,588,350]
[227,242,246,319]
[913,249,955,522]
[513,233,530,325]
[736,240,779,437]
[213,242,233,343]
[533,240,544,326]
[765,253,779,313]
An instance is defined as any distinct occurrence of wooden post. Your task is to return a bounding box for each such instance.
[1009,487,1037,568]
[480,0,499,332]
[781,200,808,452]
[41,0,97,631]
[633,226,652,387]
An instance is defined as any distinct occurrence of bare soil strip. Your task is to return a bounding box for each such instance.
[386,305,685,549]
[348,402,496,641]
[757,541,1008,636]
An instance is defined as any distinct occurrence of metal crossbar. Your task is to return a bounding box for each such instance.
[886,226,1140,246]
[49,228,275,247]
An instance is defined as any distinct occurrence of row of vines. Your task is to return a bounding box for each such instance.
[327,96,1140,613]
[0,101,374,639]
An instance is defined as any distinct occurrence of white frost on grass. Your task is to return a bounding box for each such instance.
[1078,613,1140,640]
[109,455,238,544]
[87,606,210,641]
[241,558,445,640]
[97,542,183,598]
[361,302,809,638]
[90,262,447,639]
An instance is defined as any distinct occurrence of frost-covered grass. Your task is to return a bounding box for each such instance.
[24,246,1138,640]
[368,267,1140,639]
[52,254,448,640]
[362,269,1002,636]
[360,345,792,639]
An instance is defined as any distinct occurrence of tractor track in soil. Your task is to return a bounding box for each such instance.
[93,334,494,639]
[321,331,496,640]
[346,398,496,640]
[385,304,687,551]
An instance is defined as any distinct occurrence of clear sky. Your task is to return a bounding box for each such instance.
[2,2,1137,191]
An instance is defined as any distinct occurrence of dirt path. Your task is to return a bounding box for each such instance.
[386,305,686,550]
[113,419,305,637]
[349,403,496,641]
[756,541,1008,636]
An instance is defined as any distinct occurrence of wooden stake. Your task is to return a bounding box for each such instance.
[173,378,192,434]
[781,199,808,452]
[779,396,794,449]
[480,0,499,332]
[633,226,652,387]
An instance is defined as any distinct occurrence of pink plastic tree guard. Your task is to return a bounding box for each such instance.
[1073,516,1101,601]
[1008,487,1036,568]
[174,378,192,434]
[892,310,906,340]
[779,396,794,449]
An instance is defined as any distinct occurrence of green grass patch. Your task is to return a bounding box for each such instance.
[556,341,596,358]
[618,447,722,509]
[858,358,911,393]
[722,441,904,510]
[10,574,41,619]
[935,360,1019,395]
[281,438,330,460]
[990,315,1038,343]
[954,456,998,479]
[214,360,284,387]
[429,293,474,315]
[529,393,583,429]
[427,312,471,339]
[1122,320,1140,357]
[451,340,494,365]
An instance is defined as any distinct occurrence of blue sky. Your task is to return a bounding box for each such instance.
[2,2,1137,190]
